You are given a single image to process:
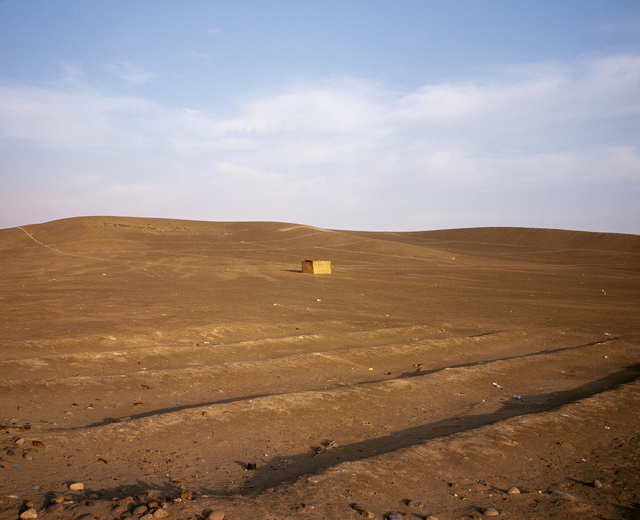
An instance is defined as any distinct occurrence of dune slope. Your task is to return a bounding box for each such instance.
[1,217,639,520]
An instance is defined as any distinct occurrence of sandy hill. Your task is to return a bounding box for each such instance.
[0,217,639,520]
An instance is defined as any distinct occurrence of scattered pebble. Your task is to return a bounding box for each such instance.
[132,505,148,515]
[205,512,225,520]
[481,507,499,516]
[385,513,404,520]
[111,504,127,515]
[140,514,154,520]
[50,497,64,504]
[23,453,33,461]
[550,490,578,501]
[593,479,603,489]
[46,503,64,513]
[406,499,423,508]
[351,503,374,517]
[153,508,169,518]
[426,516,439,520]
[68,482,84,491]
[32,441,45,448]
[506,487,520,495]
[14,438,25,445]
[19,508,37,519]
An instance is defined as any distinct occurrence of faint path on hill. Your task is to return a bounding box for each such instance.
[18,226,105,260]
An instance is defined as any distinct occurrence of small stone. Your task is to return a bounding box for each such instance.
[352,504,368,512]
[140,514,154,520]
[406,499,423,508]
[593,479,603,489]
[47,503,64,513]
[147,501,159,509]
[20,508,38,519]
[23,453,33,461]
[506,487,520,494]
[132,505,148,515]
[153,509,169,518]
[205,512,225,520]
[426,517,439,520]
[50,497,65,504]
[14,438,25,445]
[385,513,404,520]
[111,504,127,515]
[246,462,257,470]
[180,489,192,501]
[32,441,46,448]
[24,502,35,508]
[68,482,84,491]
[550,490,578,501]
[482,508,500,517]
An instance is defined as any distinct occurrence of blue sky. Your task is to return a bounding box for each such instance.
[1,1,639,233]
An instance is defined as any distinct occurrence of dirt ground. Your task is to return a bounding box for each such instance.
[0,216,638,520]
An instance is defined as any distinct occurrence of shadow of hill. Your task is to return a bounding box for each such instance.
[235,363,640,496]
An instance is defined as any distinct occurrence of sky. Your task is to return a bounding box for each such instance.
[1,1,639,233]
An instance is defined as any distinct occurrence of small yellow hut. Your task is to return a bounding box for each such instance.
[301,259,332,274]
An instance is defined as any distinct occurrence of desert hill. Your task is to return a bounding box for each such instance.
[0,217,639,520]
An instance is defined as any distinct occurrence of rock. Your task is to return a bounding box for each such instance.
[482,508,499,516]
[132,505,148,515]
[50,497,65,504]
[68,482,84,491]
[153,508,169,518]
[205,512,225,520]
[32,440,46,448]
[47,503,64,513]
[593,479,603,489]
[147,501,159,509]
[140,514,154,520]
[23,453,33,461]
[506,486,520,494]
[426,517,439,520]
[180,489,192,501]
[14,438,25,445]
[406,499,423,508]
[352,504,368,512]
[111,504,127,515]
[20,509,38,519]
[550,490,578,501]
[385,513,404,520]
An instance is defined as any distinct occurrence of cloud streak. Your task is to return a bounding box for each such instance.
[1,54,638,232]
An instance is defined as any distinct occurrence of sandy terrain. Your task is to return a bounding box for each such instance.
[0,216,638,520]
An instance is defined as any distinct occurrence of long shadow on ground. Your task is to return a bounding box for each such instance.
[236,363,640,495]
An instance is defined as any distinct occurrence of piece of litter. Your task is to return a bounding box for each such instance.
[513,394,523,400]
[492,382,503,389]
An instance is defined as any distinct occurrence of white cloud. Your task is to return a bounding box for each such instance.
[1,54,639,232]
[108,60,157,85]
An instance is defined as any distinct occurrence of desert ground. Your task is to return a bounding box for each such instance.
[0,216,639,520]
